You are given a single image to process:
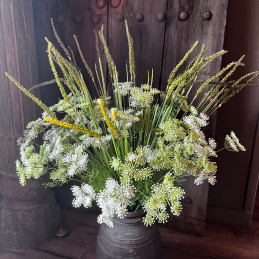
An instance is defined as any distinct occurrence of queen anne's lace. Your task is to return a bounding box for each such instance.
[71,179,135,227]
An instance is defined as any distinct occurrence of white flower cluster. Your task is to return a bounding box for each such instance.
[16,109,94,185]
[143,173,185,226]
[115,82,132,96]
[111,146,155,185]
[16,118,49,185]
[194,171,217,185]
[151,111,218,185]
[62,145,88,177]
[96,179,136,227]
[71,184,96,208]
[71,179,136,227]
[225,131,246,152]
[183,108,217,158]
[129,87,154,107]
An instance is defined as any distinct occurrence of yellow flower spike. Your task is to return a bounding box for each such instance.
[116,111,139,122]
[44,118,100,139]
[97,99,121,139]
[47,44,69,103]
[5,73,56,119]
[46,39,83,93]
[111,108,117,121]
[125,20,135,81]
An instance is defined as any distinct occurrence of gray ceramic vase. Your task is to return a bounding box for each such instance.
[96,209,161,259]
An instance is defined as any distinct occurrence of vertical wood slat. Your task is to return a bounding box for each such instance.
[32,0,108,99]
[161,0,228,233]
[208,0,259,225]
[0,0,39,176]
[161,0,229,90]
[244,114,259,215]
[32,0,66,107]
[108,0,168,90]
[61,0,108,96]
[0,0,21,137]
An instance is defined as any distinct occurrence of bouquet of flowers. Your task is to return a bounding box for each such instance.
[6,21,258,227]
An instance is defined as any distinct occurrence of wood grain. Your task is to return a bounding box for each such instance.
[32,0,65,106]
[0,0,39,176]
[61,0,108,97]
[160,0,229,233]
[108,0,168,89]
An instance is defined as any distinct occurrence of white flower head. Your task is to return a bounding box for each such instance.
[190,106,198,115]
[200,112,209,121]
[230,131,246,151]
[96,179,135,227]
[209,138,217,149]
[81,184,96,199]
[71,184,95,209]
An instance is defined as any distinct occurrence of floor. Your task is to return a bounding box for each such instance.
[1,209,259,259]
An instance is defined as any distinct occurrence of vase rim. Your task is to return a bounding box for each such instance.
[125,209,145,218]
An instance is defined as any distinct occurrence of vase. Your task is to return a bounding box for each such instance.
[96,209,161,259]
[0,175,60,248]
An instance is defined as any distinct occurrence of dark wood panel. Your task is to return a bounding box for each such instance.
[0,4,13,138]
[13,0,40,126]
[32,0,66,106]
[0,137,19,176]
[160,0,228,225]
[0,0,39,176]
[161,0,228,90]
[60,0,107,97]
[245,115,259,214]
[0,0,21,137]
[207,205,252,225]
[208,0,259,224]
[108,0,168,89]
[253,189,259,222]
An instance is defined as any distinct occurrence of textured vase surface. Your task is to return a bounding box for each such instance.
[0,175,60,249]
[96,210,161,259]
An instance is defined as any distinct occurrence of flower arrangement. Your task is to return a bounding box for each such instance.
[6,21,258,227]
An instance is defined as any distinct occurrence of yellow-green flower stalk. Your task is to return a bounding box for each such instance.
[51,18,71,60]
[116,111,139,122]
[98,26,117,78]
[125,20,135,81]
[44,117,100,139]
[5,73,56,118]
[195,62,237,97]
[111,108,117,121]
[97,99,121,139]
[47,45,75,95]
[46,38,83,93]
[167,41,199,88]
[47,41,70,103]
[74,35,95,84]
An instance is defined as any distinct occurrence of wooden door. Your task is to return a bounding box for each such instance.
[207,0,259,226]
[31,0,229,234]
